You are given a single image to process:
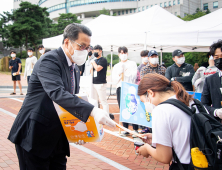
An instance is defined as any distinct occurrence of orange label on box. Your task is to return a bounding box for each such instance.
[53,95,104,143]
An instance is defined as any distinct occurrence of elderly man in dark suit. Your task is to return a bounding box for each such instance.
[8,23,115,170]
[201,40,222,123]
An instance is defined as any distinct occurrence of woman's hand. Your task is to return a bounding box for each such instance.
[136,143,151,158]
[140,133,152,144]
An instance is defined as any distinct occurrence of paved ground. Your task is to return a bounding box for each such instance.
[0,98,169,170]
[0,73,169,170]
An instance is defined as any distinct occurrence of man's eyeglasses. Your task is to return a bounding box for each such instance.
[71,40,92,51]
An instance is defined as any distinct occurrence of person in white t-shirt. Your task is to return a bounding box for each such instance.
[136,73,200,170]
[112,46,138,137]
[24,47,37,84]
[38,45,45,58]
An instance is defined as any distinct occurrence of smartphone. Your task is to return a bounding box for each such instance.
[134,141,144,155]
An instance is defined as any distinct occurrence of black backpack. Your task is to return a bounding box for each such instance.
[160,99,222,170]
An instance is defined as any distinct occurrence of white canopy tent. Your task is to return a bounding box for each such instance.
[43,5,186,52]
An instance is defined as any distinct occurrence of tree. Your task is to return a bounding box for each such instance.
[1,1,51,56]
[106,54,119,66]
[179,8,210,21]
[99,8,117,16]
[56,13,81,35]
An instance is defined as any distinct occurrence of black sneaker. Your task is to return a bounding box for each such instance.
[120,131,130,137]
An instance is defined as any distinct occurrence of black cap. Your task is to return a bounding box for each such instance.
[172,49,184,57]
[148,50,158,57]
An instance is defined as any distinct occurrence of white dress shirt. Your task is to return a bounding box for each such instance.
[24,56,37,78]
[112,60,137,88]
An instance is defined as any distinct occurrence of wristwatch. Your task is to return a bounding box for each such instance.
[171,77,176,81]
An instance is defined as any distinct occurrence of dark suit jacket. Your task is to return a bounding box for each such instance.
[201,72,221,121]
[8,47,94,158]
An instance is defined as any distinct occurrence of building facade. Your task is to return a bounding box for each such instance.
[14,0,222,23]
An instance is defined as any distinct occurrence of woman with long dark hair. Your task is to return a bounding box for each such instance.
[136,73,200,170]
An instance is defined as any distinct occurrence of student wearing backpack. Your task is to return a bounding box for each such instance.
[136,73,200,170]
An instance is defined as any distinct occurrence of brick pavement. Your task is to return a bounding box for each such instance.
[0,73,28,87]
[0,98,169,170]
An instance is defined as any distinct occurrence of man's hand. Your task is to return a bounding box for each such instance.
[136,144,150,158]
[16,71,19,75]
[75,140,86,145]
[91,107,115,127]
[216,109,222,119]
[141,133,152,145]
[196,67,206,74]
[9,66,13,69]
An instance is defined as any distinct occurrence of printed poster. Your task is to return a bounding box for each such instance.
[120,82,152,128]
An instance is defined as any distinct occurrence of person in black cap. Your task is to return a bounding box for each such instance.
[140,50,166,80]
[165,49,195,91]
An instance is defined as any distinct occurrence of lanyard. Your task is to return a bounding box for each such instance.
[96,58,101,64]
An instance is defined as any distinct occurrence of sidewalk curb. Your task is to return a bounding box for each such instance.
[0,86,28,88]
[0,95,25,98]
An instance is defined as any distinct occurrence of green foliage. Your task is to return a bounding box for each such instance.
[16,51,28,59]
[0,1,50,54]
[179,8,210,21]
[162,53,174,67]
[162,52,208,68]
[184,52,208,66]
[56,13,82,35]
[99,8,117,16]
[106,54,119,66]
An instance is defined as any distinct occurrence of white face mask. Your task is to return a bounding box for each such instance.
[120,54,128,61]
[142,57,149,63]
[144,94,156,113]
[176,57,185,65]
[68,41,87,66]
[11,54,16,58]
[28,52,33,56]
[39,49,44,54]
[150,57,159,65]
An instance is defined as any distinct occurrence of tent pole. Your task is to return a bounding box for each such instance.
[110,45,113,82]
[160,48,163,65]
[144,32,147,50]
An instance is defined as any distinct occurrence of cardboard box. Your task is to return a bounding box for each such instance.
[53,95,104,143]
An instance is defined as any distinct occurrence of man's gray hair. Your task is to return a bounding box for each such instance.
[62,23,92,44]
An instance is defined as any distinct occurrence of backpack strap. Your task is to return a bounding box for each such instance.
[160,99,194,170]
[192,99,207,113]
[160,99,194,117]
[172,149,185,170]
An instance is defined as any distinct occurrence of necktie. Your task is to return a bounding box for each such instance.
[69,64,75,94]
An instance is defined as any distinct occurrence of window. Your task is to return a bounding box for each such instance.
[122,10,124,14]
[184,13,187,17]
[126,10,128,14]
[203,3,208,10]
[169,1,171,6]
[160,3,162,7]
[213,1,218,8]
[175,12,177,15]
[134,9,136,13]
[142,6,144,11]
[173,0,175,5]
[151,5,153,7]
[164,2,167,7]
[146,6,148,9]
[178,0,180,4]
[130,9,132,13]
[118,11,120,15]
[138,7,140,12]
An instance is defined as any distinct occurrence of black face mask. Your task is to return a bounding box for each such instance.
[94,52,99,58]
[88,51,92,56]
[214,58,222,70]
